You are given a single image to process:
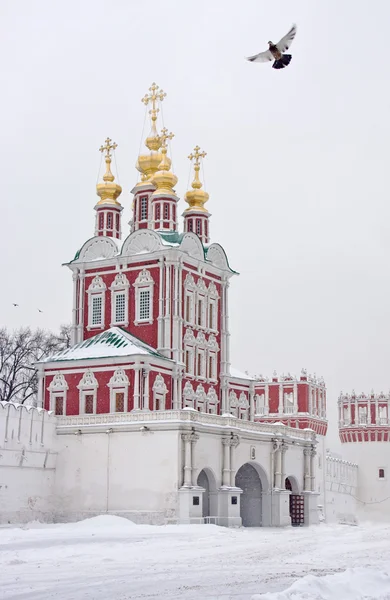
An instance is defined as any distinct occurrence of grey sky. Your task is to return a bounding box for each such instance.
[1,0,389,445]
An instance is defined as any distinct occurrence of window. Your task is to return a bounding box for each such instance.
[188,219,193,232]
[209,301,217,330]
[185,348,194,375]
[139,289,150,321]
[55,396,64,416]
[208,354,216,380]
[359,406,367,425]
[155,204,161,220]
[116,213,120,232]
[172,204,176,223]
[197,350,205,378]
[107,213,113,229]
[379,468,385,479]
[140,197,148,220]
[163,203,169,220]
[99,212,104,230]
[185,293,194,324]
[85,394,94,414]
[204,220,208,240]
[92,296,103,326]
[197,298,204,327]
[114,292,126,323]
[196,219,202,235]
[115,392,125,413]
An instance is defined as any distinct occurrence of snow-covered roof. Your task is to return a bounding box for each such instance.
[41,327,170,363]
[229,367,256,381]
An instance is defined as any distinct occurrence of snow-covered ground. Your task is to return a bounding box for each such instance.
[1,516,390,600]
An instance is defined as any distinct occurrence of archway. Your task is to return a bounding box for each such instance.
[197,468,217,521]
[285,475,304,526]
[235,463,263,527]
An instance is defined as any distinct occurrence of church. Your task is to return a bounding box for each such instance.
[2,84,388,528]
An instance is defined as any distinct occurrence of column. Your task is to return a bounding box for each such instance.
[375,394,379,425]
[303,448,311,492]
[157,258,164,351]
[293,381,298,413]
[222,437,231,487]
[348,395,352,424]
[77,268,85,343]
[354,397,358,425]
[281,442,288,487]
[221,380,228,415]
[265,384,269,415]
[310,445,316,492]
[178,260,184,364]
[71,270,78,346]
[278,384,284,414]
[133,363,141,411]
[182,433,192,487]
[142,365,150,411]
[163,262,171,354]
[229,434,240,487]
[367,398,371,425]
[190,431,199,486]
[172,263,180,363]
[249,383,255,422]
[273,440,282,489]
[37,366,44,409]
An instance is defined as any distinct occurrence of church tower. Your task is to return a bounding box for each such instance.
[95,138,122,239]
[183,146,210,244]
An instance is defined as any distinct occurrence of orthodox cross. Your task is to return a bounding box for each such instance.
[141,82,166,118]
[160,127,174,148]
[188,145,207,166]
[99,137,118,158]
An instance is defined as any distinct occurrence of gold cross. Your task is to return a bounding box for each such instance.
[141,82,166,117]
[188,145,207,166]
[99,137,118,158]
[160,127,174,148]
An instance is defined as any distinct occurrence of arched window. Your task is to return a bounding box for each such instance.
[187,219,193,232]
[108,368,130,413]
[196,219,202,236]
[140,196,148,221]
[134,269,154,324]
[99,212,104,230]
[107,213,113,229]
[78,370,99,415]
[87,275,106,329]
[155,204,161,220]
[163,203,169,220]
[152,374,168,411]
[48,372,69,416]
[183,381,195,409]
[110,272,130,327]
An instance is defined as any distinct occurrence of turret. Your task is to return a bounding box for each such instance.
[95,137,122,239]
[183,146,210,244]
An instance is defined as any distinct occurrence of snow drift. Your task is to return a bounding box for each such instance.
[252,567,390,600]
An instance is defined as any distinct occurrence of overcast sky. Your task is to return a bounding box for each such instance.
[1,0,389,445]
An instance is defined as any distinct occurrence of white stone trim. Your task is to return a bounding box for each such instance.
[87,275,106,330]
[107,368,130,413]
[77,370,98,414]
[134,268,154,325]
[110,272,130,327]
[152,373,168,411]
[48,372,68,416]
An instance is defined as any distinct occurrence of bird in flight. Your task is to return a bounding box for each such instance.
[37,309,43,313]
[246,24,297,69]
[12,303,19,307]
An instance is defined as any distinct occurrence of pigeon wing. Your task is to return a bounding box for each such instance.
[276,24,297,53]
[246,49,273,63]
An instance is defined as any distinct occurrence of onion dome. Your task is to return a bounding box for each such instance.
[184,146,209,213]
[135,83,171,184]
[151,127,178,196]
[96,137,122,206]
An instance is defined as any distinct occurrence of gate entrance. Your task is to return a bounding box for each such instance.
[285,477,304,526]
[235,463,262,527]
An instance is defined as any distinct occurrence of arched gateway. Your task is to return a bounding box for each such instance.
[235,462,269,527]
[197,468,218,522]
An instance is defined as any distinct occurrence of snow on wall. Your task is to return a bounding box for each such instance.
[325,452,358,524]
[0,402,58,524]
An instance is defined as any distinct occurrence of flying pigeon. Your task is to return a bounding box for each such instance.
[38,309,43,313]
[246,24,297,69]
[12,303,19,307]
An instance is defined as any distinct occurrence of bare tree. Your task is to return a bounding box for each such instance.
[0,325,71,405]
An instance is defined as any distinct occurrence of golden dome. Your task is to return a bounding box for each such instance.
[151,128,178,196]
[184,146,209,213]
[136,83,169,182]
[96,137,122,206]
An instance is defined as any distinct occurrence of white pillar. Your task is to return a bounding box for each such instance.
[303,448,311,492]
[142,365,150,411]
[265,384,269,414]
[281,442,288,487]
[157,258,164,352]
[172,263,180,363]
[163,262,171,354]
[310,446,316,492]
[273,441,282,489]
[190,431,199,486]
[77,268,85,343]
[37,366,44,408]
[133,364,141,411]
[367,398,371,424]
[71,270,78,346]
[354,397,358,425]
[278,384,284,414]
[182,433,192,487]
[249,383,255,422]
[229,435,240,487]
[293,381,298,413]
[222,437,230,487]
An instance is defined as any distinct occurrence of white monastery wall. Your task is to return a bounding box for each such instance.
[0,402,58,524]
[54,428,180,524]
[324,452,358,524]
[341,443,390,521]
